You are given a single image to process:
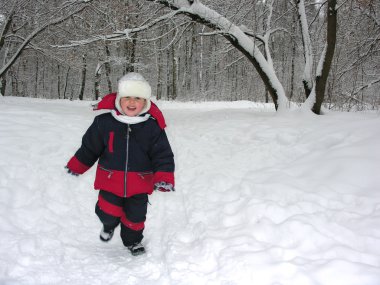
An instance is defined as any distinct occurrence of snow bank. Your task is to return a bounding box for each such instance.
[0,97,379,285]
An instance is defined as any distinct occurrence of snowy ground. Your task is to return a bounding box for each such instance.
[1,96,380,285]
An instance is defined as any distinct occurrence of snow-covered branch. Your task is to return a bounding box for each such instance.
[296,0,314,95]
[55,9,182,48]
[239,25,265,44]
[145,0,289,110]
[262,0,275,70]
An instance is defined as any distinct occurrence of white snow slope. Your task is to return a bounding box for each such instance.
[1,97,380,285]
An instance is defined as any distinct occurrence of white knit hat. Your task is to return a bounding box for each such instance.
[115,72,152,115]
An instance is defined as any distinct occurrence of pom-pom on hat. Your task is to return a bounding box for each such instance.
[115,72,152,115]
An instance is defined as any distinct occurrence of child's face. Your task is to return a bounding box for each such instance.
[120,97,146,116]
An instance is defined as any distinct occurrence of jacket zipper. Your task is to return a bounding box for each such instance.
[124,125,131,198]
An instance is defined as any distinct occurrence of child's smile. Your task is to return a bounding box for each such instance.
[120,97,146,116]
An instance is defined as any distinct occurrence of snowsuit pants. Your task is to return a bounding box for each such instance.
[95,190,148,247]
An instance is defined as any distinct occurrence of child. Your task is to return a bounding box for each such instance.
[65,72,175,256]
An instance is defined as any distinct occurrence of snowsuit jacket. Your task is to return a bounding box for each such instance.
[67,98,175,198]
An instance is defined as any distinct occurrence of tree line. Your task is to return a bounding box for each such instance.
[0,0,379,112]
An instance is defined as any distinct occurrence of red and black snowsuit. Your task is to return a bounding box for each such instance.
[66,94,175,246]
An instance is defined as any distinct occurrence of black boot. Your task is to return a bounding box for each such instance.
[127,242,145,256]
[99,226,114,242]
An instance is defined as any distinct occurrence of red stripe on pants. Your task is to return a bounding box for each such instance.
[98,195,123,217]
[121,215,145,231]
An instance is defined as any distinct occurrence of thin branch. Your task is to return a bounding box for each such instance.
[352,77,380,95]
[55,9,183,48]
[0,2,92,77]
[336,0,350,11]
[308,0,327,29]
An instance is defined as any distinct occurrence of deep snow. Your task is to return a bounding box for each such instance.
[0,97,380,285]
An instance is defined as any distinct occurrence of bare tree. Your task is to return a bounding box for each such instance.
[297,0,338,114]
[0,0,92,79]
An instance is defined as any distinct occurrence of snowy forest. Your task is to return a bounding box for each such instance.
[1,1,380,284]
[0,0,379,112]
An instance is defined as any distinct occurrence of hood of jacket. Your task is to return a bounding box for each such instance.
[92,93,166,130]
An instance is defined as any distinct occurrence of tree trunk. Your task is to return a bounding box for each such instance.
[125,35,137,73]
[94,63,102,101]
[130,36,137,72]
[166,42,171,100]
[0,76,6,96]
[34,58,39,98]
[63,67,70,100]
[41,58,45,97]
[186,23,195,92]
[296,0,313,98]
[312,0,337,114]
[0,5,14,96]
[57,64,61,99]
[289,33,297,99]
[10,68,18,96]
[79,54,87,100]
[172,49,178,100]
[156,38,163,100]
[104,43,112,93]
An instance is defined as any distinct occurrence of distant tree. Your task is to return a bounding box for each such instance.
[331,0,380,110]
[0,0,92,96]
